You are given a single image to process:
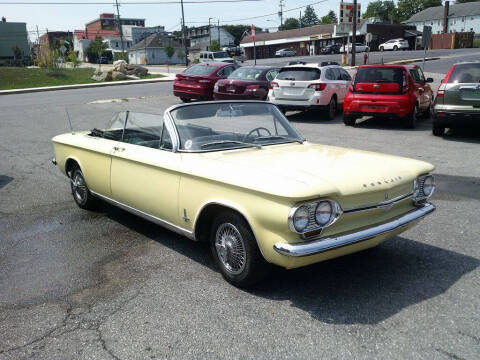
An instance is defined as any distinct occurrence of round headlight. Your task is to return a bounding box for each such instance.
[423,175,435,197]
[293,206,309,232]
[315,201,332,226]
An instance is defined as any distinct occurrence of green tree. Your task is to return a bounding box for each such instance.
[396,0,441,23]
[279,17,299,31]
[86,36,108,64]
[209,40,220,51]
[67,51,79,67]
[222,24,264,44]
[301,5,320,27]
[363,1,398,23]
[327,10,338,24]
[165,44,175,73]
[320,15,334,25]
[12,45,22,61]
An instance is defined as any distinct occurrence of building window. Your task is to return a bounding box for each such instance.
[152,52,155,58]
[116,41,119,47]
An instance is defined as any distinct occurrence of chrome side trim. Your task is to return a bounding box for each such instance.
[343,192,413,213]
[90,191,195,240]
[274,203,435,257]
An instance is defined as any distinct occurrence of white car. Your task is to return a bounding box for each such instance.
[268,62,352,119]
[340,43,369,53]
[379,38,409,51]
[199,51,235,63]
[275,48,297,57]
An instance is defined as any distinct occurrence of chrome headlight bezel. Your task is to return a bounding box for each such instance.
[413,174,435,205]
[288,199,342,235]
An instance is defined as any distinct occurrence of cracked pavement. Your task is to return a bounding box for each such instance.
[1,76,480,359]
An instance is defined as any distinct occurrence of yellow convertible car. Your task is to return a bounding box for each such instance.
[52,101,436,287]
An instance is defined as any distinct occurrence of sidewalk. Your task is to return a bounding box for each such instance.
[0,73,175,96]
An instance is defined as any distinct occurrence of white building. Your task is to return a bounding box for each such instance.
[122,25,165,45]
[128,32,185,65]
[404,2,480,35]
[186,25,235,50]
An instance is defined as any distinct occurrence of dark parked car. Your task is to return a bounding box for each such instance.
[98,56,110,64]
[321,44,341,54]
[173,62,239,102]
[213,66,280,100]
[432,61,480,136]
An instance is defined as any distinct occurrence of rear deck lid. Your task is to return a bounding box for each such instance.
[353,67,404,94]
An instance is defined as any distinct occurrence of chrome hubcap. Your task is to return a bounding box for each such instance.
[71,173,87,203]
[215,223,246,275]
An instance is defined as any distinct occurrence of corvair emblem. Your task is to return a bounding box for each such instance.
[373,84,380,88]
[362,176,402,188]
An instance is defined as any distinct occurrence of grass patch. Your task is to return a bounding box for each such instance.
[473,39,480,48]
[139,73,165,79]
[0,67,97,90]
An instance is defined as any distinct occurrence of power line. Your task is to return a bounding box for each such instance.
[0,0,262,4]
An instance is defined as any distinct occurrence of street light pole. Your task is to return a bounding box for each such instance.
[114,0,125,54]
[209,17,213,49]
[351,0,357,66]
[180,0,188,66]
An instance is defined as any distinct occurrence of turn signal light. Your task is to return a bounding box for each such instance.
[269,81,279,89]
[308,83,326,91]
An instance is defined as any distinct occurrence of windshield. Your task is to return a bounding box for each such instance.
[169,102,303,151]
[277,67,320,81]
[184,64,216,75]
[213,51,230,58]
[228,67,264,80]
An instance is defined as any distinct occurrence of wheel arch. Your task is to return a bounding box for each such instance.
[193,201,268,260]
[65,157,82,177]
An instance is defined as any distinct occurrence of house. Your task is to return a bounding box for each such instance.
[186,25,235,50]
[39,31,72,50]
[73,29,123,61]
[122,25,165,45]
[0,17,30,64]
[128,32,185,65]
[404,1,480,35]
[85,13,145,32]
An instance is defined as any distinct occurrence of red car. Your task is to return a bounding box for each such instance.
[173,62,239,102]
[343,64,434,128]
[213,66,280,100]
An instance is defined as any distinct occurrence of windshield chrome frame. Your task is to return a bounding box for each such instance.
[164,100,306,153]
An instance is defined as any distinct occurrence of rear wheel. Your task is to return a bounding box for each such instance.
[393,45,398,51]
[278,106,287,115]
[210,211,270,288]
[380,46,384,52]
[70,167,97,210]
[180,97,191,103]
[405,104,419,129]
[432,123,445,137]
[343,113,356,126]
[326,96,337,120]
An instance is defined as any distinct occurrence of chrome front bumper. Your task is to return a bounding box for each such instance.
[273,203,435,257]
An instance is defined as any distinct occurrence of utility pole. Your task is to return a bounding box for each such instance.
[114,0,125,54]
[351,0,357,66]
[299,11,302,28]
[278,0,284,27]
[217,19,220,46]
[209,17,213,49]
[180,0,188,66]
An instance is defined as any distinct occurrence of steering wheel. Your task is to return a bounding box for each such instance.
[243,127,272,142]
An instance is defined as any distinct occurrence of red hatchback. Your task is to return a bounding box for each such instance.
[173,62,239,102]
[343,65,434,128]
[213,66,280,100]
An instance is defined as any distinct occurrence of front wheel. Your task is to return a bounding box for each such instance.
[70,167,97,210]
[393,45,398,51]
[380,46,384,52]
[326,96,337,120]
[210,212,270,288]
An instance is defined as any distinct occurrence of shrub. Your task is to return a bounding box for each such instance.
[113,51,128,63]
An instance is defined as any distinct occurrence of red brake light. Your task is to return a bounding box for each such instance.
[246,85,260,91]
[269,81,279,90]
[401,71,410,94]
[308,83,327,91]
[436,83,446,97]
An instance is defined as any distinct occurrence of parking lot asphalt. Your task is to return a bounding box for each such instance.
[1,78,480,359]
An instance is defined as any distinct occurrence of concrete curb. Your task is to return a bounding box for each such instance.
[0,76,174,96]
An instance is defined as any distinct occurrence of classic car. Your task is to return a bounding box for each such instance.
[52,101,436,287]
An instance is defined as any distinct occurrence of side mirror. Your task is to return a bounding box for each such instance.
[426,77,434,83]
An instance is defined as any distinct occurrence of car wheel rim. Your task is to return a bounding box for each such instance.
[215,223,246,275]
[72,172,87,203]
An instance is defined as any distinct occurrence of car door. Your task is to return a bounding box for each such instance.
[416,67,432,108]
[324,68,340,101]
[410,68,428,109]
[110,112,181,225]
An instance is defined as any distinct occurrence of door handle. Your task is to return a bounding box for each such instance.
[113,146,125,152]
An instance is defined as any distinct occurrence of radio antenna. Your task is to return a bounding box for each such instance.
[65,107,75,134]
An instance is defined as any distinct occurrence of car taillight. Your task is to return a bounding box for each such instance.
[269,81,279,90]
[349,84,355,92]
[308,83,326,91]
[436,83,446,97]
[401,71,409,93]
[246,85,260,91]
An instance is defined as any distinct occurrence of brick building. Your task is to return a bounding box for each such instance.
[85,13,145,32]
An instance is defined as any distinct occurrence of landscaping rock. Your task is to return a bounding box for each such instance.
[91,70,112,82]
[112,71,127,80]
[133,66,148,77]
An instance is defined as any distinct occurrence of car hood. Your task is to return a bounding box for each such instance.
[180,142,434,201]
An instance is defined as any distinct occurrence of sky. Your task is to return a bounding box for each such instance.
[1,0,371,40]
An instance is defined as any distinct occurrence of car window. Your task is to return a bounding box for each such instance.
[266,69,279,81]
[410,68,425,82]
[447,63,480,83]
[213,51,230,59]
[223,66,236,77]
[325,68,336,81]
[277,67,320,81]
[355,67,404,84]
[339,68,352,81]
[184,64,216,75]
[122,112,165,150]
[228,67,263,80]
